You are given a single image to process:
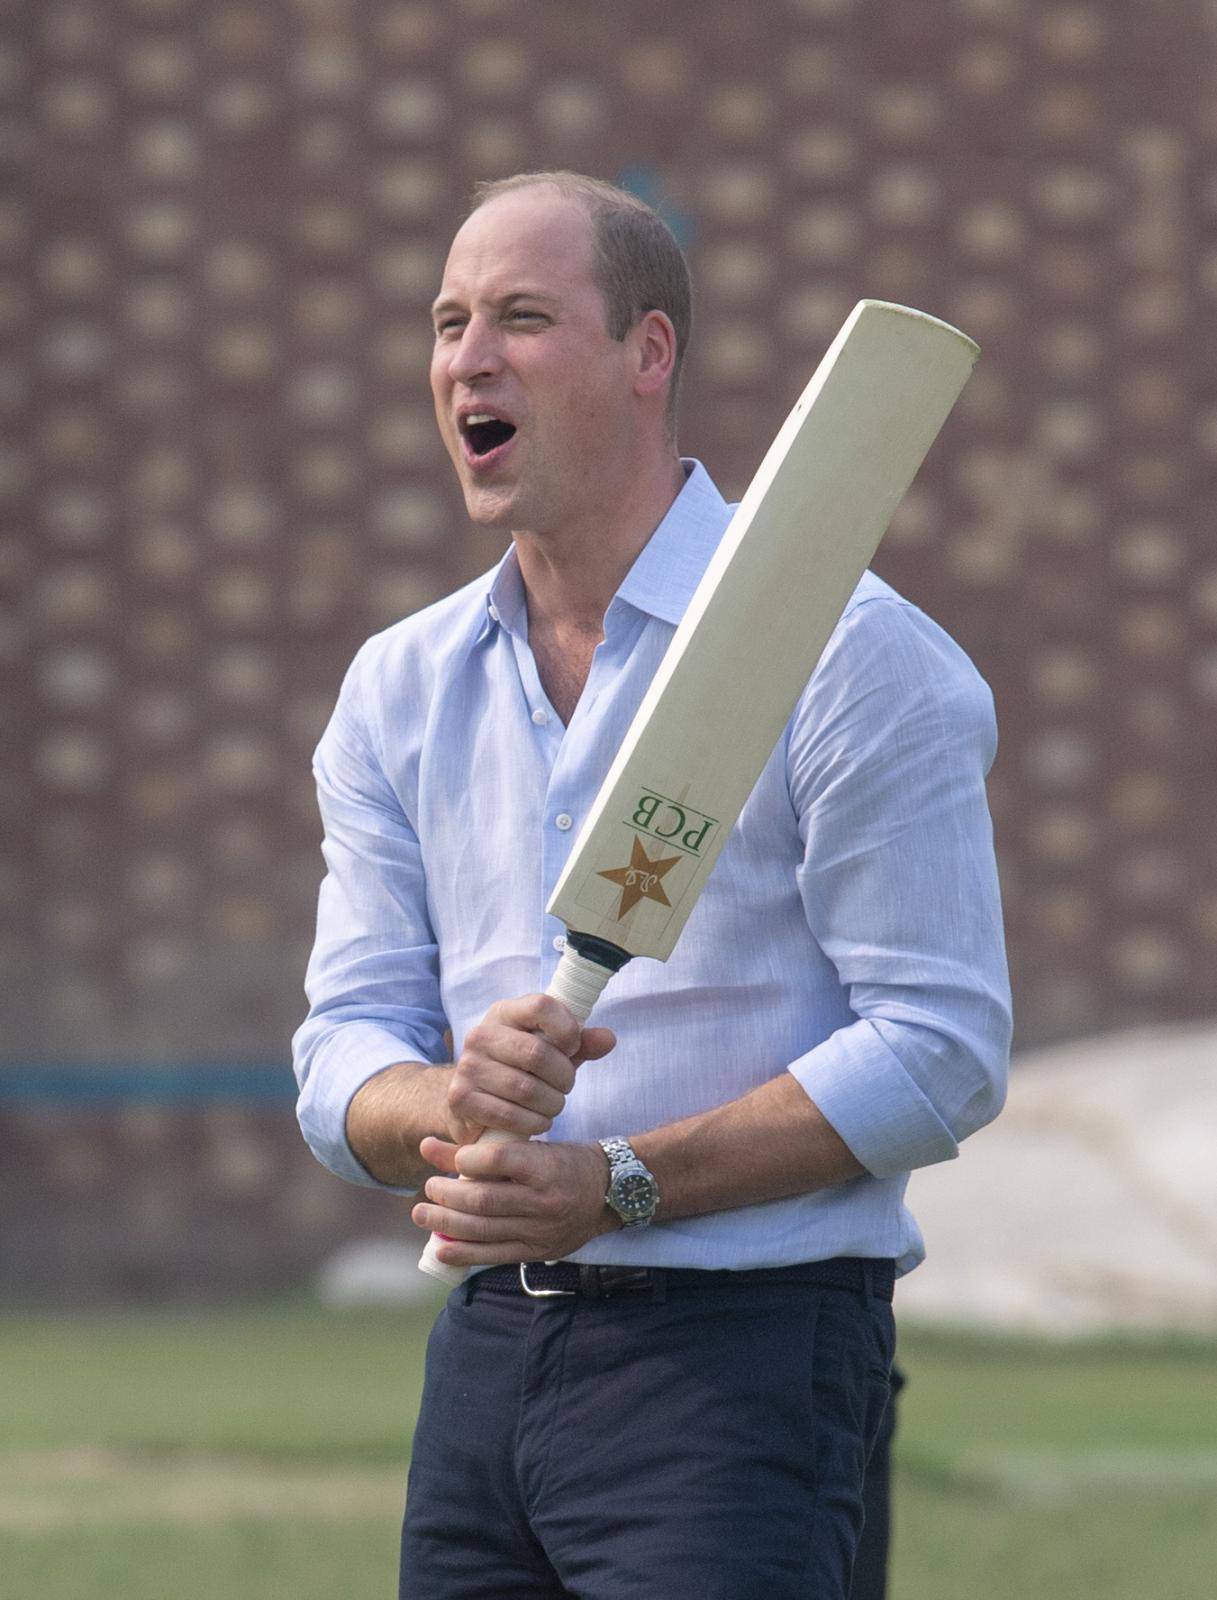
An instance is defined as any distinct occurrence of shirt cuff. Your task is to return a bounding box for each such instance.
[788,1019,959,1179]
[296,1021,436,1194]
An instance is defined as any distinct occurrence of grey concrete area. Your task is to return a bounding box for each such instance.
[900,1023,1217,1333]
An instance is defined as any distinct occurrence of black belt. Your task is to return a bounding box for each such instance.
[468,1256,895,1303]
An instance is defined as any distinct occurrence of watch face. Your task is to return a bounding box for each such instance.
[611,1166,656,1221]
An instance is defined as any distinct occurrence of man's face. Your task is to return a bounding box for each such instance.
[430,188,641,533]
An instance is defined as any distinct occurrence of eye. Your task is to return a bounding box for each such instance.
[434,317,466,338]
[507,309,545,325]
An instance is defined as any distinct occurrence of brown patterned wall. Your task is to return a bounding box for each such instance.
[4,0,1217,1291]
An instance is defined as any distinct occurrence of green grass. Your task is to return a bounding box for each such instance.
[0,1520,400,1600]
[890,1329,1217,1599]
[0,1296,444,1461]
[1,1304,1214,1599]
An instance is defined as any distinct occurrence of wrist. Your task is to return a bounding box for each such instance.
[346,1061,455,1188]
[585,1142,623,1235]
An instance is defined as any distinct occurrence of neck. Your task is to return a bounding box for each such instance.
[514,451,687,637]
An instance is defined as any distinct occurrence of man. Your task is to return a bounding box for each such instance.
[293,171,1010,1599]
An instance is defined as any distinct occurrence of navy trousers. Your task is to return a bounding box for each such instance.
[400,1259,895,1600]
[848,1362,903,1600]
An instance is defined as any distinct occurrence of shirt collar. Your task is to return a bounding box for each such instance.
[615,459,734,625]
[480,543,528,641]
[474,459,734,643]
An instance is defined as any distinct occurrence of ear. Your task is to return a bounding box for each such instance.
[630,309,677,402]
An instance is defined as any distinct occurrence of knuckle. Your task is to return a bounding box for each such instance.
[535,1090,561,1122]
[490,1099,523,1132]
[519,1035,549,1076]
[507,1069,541,1111]
[511,994,545,1028]
[449,1077,477,1111]
[481,1143,508,1176]
[539,998,578,1045]
[498,1144,529,1179]
[448,1076,474,1113]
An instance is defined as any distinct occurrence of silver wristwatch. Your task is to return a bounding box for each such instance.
[597,1136,659,1228]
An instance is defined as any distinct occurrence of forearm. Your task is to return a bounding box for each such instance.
[345,1060,455,1188]
[630,1072,864,1223]
[410,1070,865,1268]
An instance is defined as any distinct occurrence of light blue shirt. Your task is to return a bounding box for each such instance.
[292,461,1011,1275]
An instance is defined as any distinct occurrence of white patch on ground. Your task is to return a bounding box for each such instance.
[0,1447,404,1532]
[901,1022,1217,1333]
[948,1449,1217,1502]
[315,1237,440,1308]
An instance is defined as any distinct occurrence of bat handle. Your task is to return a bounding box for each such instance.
[544,941,619,1025]
[417,942,622,1285]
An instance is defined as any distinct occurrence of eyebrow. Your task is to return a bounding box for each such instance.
[430,290,561,320]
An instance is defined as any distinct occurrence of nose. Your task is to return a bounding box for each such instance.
[446,315,503,386]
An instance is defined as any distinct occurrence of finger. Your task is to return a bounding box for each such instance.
[422,1176,548,1218]
[572,1026,616,1066]
[462,1026,577,1094]
[419,1136,461,1173]
[410,1202,527,1243]
[492,994,582,1057]
[454,1138,541,1185]
[446,1086,553,1140]
[426,1237,533,1270]
[466,1049,573,1110]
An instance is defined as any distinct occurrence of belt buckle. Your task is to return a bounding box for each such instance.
[518,1262,576,1298]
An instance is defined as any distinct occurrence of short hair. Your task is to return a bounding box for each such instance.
[470,171,693,434]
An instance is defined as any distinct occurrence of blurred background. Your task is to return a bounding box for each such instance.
[3,1,1216,1596]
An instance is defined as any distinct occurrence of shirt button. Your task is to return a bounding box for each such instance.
[553,935,567,952]
[488,603,499,622]
[531,708,549,725]
[555,813,573,831]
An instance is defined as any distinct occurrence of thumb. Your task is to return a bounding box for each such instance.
[573,1026,616,1065]
[419,1135,462,1174]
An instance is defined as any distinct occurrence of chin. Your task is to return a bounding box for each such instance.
[462,482,522,529]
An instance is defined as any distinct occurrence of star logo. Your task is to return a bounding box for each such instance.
[597,837,682,919]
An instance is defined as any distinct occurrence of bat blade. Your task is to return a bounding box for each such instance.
[547,299,979,962]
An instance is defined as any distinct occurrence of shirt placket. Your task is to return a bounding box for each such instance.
[508,600,647,998]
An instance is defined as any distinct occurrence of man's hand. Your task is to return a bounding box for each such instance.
[345,993,615,1190]
[446,993,615,1144]
[411,1136,617,1267]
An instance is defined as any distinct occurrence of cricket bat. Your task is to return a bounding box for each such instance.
[419,299,978,1284]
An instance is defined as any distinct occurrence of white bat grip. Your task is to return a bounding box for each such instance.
[417,947,616,1285]
[544,944,616,1025]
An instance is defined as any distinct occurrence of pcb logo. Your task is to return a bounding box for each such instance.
[627,790,717,856]
[595,790,718,920]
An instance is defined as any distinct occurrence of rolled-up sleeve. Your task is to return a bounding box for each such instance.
[291,645,448,1190]
[785,597,1011,1178]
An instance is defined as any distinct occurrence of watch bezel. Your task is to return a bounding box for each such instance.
[610,1162,657,1222]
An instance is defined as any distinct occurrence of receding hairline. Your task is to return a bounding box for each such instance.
[467,171,656,225]
[454,181,605,265]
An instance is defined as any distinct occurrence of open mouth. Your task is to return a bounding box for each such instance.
[460,413,517,458]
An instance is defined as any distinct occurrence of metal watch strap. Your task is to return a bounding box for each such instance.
[599,1136,635,1168]
[597,1136,659,1228]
